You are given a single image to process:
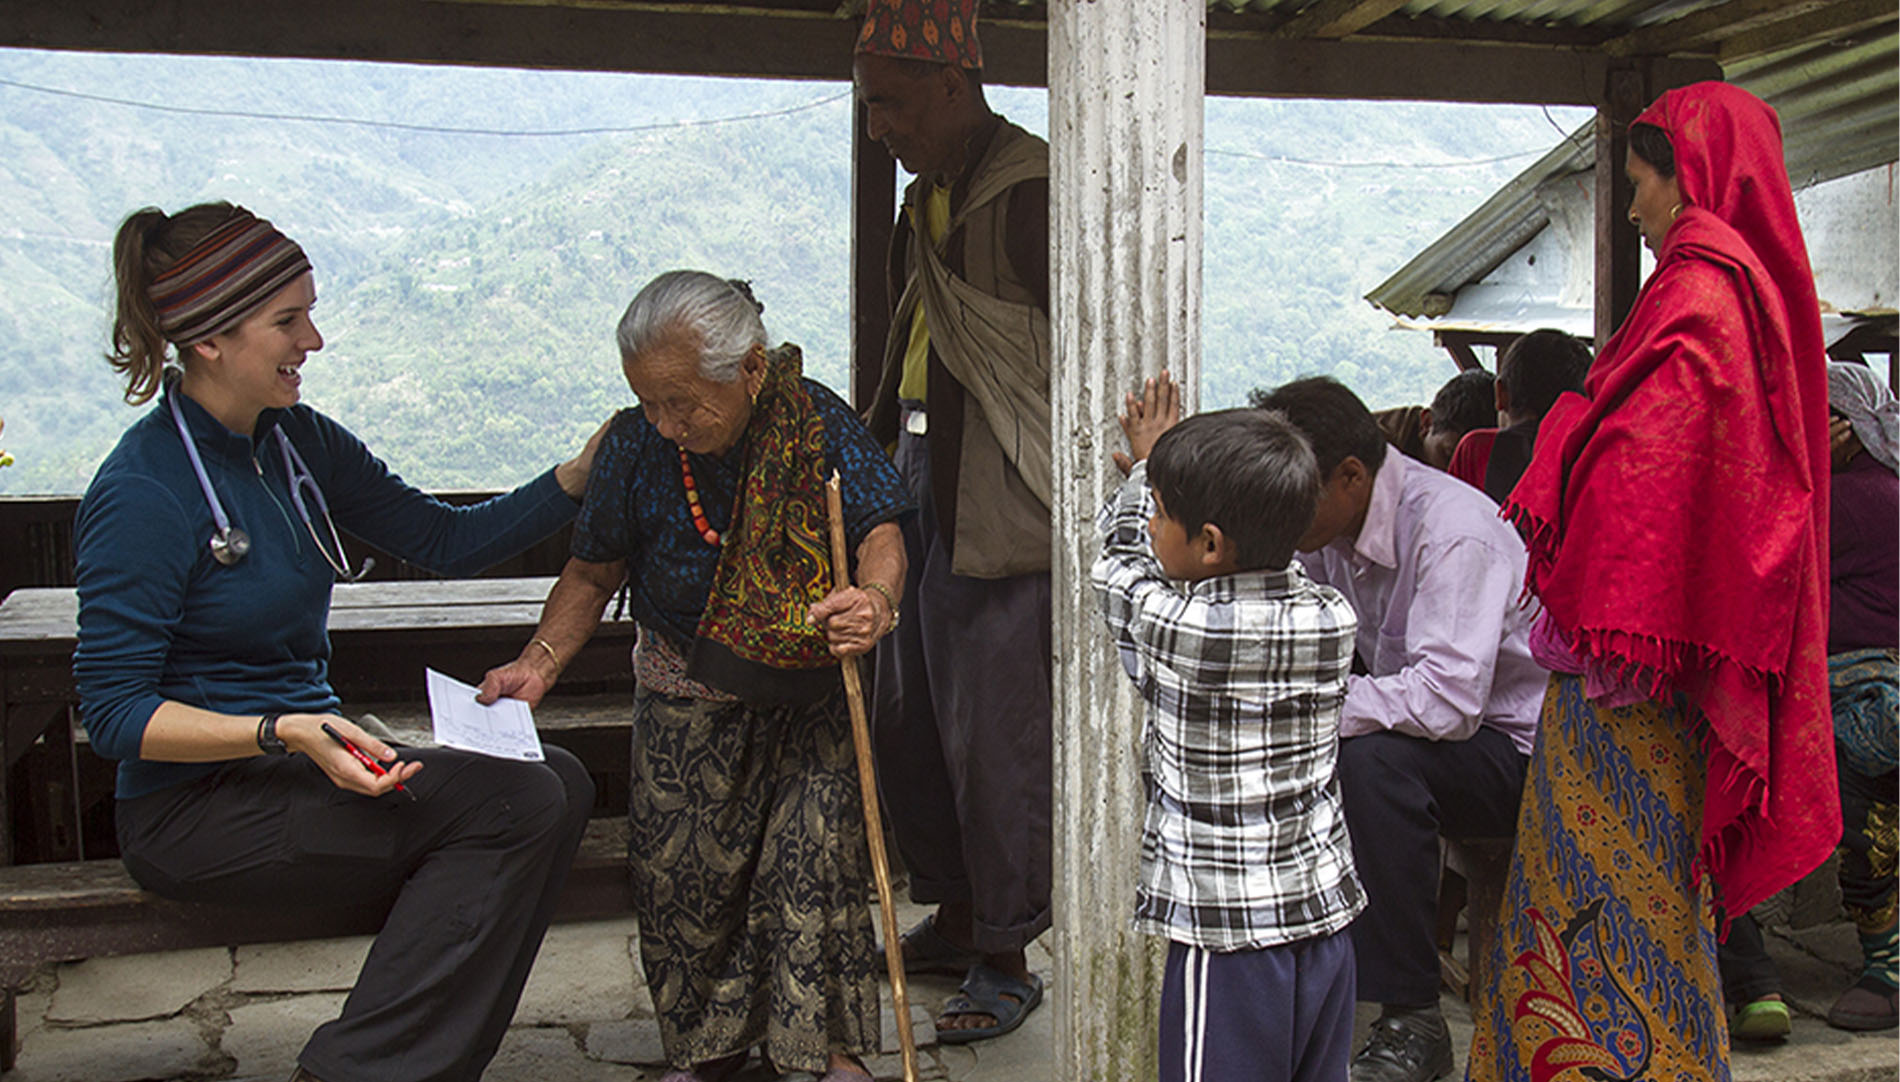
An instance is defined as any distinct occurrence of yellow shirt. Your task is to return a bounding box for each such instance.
[897,184,953,402]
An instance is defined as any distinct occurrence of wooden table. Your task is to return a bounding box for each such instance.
[0,577,636,863]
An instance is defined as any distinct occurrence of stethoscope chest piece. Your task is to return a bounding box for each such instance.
[209,527,252,566]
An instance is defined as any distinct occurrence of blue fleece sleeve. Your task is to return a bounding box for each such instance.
[72,472,198,762]
[291,408,578,577]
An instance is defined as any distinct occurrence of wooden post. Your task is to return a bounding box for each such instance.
[1048,2,1203,1078]
[850,101,896,412]
[1594,64,1648,347]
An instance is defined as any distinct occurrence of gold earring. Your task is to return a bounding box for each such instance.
[1668,203,1682,221]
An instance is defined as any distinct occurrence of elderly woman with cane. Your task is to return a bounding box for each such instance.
[479,271,912,1082]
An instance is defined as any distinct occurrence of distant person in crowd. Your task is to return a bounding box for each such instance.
[1818,360,1900,1031]
[1372,403,1431,463]
[853,0,1055,1044]
[1445,329,1592,502]
[75,201,604,1082]
[1369,368,1497,472]
[1098,372,1365,1082]
[1419,368,1497,470]
[1716,360,1900,1040]
[478,271,912,1082]
[1470,83,1839,1081]
[1248,376,1545,1082]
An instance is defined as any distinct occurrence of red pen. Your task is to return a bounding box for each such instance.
[321,721,417,801]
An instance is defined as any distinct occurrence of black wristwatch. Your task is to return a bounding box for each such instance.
[256,713,288,756]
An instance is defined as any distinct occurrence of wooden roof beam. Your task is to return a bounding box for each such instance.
[1273,0,1413,40]
[5,0,1721,104]
[1207,34,1719,105]
[1718,0,1897,64]
[1603,0,1828,58]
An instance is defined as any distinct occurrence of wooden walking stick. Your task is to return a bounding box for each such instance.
[825,473,919,1082]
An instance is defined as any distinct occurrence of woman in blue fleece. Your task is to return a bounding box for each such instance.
[74,202,602,1082]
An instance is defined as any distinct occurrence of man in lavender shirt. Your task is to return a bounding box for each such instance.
[1251,377,1545,1082]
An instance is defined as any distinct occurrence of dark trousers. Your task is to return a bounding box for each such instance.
[1717,913,1782,1005]
[872,432,1053,954]
[1839,739,1899,931]
[1158,931,1356,1082]
[117,746,594,1082]
[1336,727,1528,1006]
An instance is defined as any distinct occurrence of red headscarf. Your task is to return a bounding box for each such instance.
[1504,82,1836,917]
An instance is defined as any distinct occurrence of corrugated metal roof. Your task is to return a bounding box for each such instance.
[1365,6,1898,318]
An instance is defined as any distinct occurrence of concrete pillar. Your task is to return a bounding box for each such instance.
[1048,3,1204,1079]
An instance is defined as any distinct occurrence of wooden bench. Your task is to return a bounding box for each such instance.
[0,815,632,1072]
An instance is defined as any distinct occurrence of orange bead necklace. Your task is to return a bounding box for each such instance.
[679,447,720,546]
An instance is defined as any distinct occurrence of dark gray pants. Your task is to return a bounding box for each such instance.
[872,432,1052,954]
[117,746,594,1082]
[1336,727,1527,1006]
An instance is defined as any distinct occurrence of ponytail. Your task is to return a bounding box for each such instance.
[107,202,241,404]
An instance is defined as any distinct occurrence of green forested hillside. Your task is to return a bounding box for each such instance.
[0,48,1589,494]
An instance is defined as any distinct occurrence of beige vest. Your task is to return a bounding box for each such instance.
[873,122,1051,578]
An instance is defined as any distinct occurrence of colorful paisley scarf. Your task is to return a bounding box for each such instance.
[687,344,842,705]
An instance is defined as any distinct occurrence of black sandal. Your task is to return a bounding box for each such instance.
[936,963,1043,1044]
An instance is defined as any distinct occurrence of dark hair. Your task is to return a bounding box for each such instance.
[1248,376,1387,478]
[1427,369,1498,437]
[1629,122,1676,179]
[1147,409,1318,572]
[109,201,246,405]
[1498,329,1591,419]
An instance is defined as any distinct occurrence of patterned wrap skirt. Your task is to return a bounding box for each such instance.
[1468,675,1729,1082]
[629,685,880,1072]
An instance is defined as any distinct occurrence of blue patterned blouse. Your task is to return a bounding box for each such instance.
[572,371,913,649]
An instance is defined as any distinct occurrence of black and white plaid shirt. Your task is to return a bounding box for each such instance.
[1094,464,1366,951]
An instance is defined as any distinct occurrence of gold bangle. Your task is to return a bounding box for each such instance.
[862,581,900,631]
[530,637,562,669]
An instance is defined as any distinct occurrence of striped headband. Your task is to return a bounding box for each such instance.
[147,208,312,347]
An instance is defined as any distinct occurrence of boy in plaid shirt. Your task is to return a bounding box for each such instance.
[1095,374,1364,1082]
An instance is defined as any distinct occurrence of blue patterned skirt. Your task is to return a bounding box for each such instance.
[1467,675,1728,1082]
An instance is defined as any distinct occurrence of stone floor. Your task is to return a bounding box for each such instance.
[5,900,1894,1081]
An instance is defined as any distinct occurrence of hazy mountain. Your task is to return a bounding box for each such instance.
[0,48,1589,494]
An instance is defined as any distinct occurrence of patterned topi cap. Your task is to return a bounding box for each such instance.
[856,0,983,70]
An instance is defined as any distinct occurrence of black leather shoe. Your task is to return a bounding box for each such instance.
[1350,1014,1454,1082]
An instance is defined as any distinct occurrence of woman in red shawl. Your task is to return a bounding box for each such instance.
[1466,82,1839,1082]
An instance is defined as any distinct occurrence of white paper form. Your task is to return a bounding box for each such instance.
[425,668,546,762]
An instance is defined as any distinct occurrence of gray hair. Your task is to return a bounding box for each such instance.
[616,270,767,383]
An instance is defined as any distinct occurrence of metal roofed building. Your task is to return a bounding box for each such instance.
[1365,15,1898,376]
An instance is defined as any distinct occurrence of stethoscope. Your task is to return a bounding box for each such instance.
[168,390,374,582]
